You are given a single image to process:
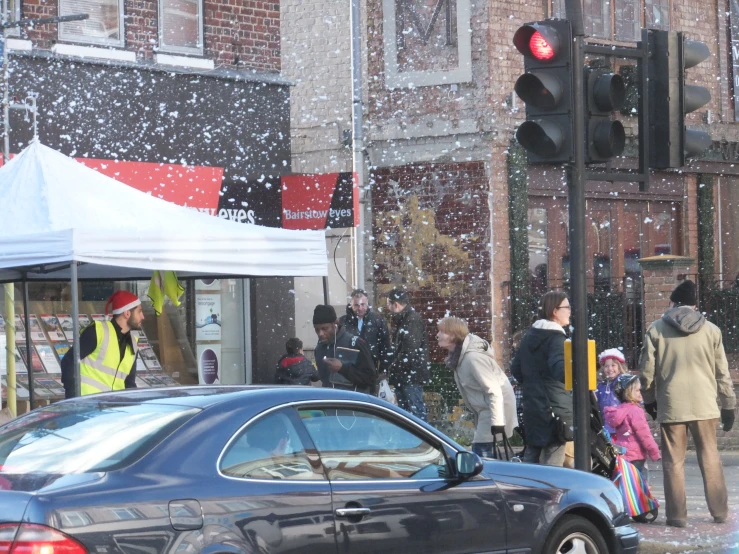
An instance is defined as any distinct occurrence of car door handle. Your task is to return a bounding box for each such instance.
[335,507,371,518]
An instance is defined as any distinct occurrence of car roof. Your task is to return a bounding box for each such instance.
[60,385,386,410]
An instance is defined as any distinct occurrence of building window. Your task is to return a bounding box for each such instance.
[59,0,124,47]
[553,0,669,41]
[159,0,203,54]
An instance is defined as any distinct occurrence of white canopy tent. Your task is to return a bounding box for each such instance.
[0,141,328,402]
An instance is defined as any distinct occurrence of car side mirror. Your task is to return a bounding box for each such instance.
[456,451,483,480]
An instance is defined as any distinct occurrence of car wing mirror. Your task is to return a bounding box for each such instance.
[455,451,483,480]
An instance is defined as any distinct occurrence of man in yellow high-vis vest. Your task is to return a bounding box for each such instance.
[61,290,145,398]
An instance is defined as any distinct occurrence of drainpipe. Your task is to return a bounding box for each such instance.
[350,0,366,290]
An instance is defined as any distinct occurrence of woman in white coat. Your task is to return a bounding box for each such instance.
[437,316,518,458]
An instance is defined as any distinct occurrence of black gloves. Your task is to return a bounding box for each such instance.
[721,409,735,432]
[491,425,505,436]
[645,403,658,420]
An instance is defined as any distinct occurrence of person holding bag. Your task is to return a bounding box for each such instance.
[511,291,573,466]
[437,316,517,459]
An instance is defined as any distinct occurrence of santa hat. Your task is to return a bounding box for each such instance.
[598,348,625,366]
[106,290,142,315]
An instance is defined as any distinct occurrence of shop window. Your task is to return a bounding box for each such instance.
[528,208,549,296]
[552,0,670,41]
[59,0,124,47]
[159,0,203,54]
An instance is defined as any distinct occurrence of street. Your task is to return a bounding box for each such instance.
[635,451,739,553]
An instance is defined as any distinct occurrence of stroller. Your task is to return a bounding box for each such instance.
[588,393,659,523]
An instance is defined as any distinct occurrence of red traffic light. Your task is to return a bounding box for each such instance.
[529,32,555,61]
[513,23,561,63]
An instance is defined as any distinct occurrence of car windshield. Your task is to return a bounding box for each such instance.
[0,402,200,474]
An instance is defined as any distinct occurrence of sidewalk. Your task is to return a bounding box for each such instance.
[635,451,739,553]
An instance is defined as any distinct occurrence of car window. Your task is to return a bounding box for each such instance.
[0,402,200,474]
[298,407,449,480]
[220,410,323,480]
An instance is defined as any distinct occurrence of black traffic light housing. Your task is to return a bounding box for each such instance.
[585,68,626,163]
[513,20,574,164]
[646,30,712,168]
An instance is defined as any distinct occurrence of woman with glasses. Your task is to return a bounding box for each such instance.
[511,291,573,466]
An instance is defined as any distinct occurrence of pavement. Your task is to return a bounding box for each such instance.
[635,451,739,553]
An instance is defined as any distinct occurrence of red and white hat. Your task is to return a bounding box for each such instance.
[106,290,142,315]
[598,348,625,365]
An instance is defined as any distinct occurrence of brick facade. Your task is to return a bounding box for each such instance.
[22,0,280,71]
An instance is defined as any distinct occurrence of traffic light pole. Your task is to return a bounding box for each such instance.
[564,0,591,472]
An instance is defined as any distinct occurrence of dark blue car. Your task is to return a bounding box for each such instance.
[0,386,638,553]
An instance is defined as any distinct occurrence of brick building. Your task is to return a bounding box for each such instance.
[285,0,739,383]
[0,0,312,385]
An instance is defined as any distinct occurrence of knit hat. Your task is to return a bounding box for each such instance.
[313,304,337,324]
[670,279,697,306]
[614,374,639,402]
[598,348,625,366]
[106,290,142,315]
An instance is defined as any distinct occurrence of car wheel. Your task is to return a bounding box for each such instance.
[542,515,609,554]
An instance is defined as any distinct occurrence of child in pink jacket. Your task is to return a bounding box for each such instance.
[604,374,661,482]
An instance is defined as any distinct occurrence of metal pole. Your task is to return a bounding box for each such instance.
[565,0,591,471]
[322,276,329,305]
[4,284,16,416]
[22,280,34,409]
[2,23,8,164]
[71,262,81,398]
[350,0,366,290]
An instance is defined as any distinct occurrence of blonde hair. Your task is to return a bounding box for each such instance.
[623,379,641,403]
[600,359,629,375]
[437,317,469,344]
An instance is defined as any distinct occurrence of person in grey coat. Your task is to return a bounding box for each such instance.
[437,316,517,458]
[511,291,572,466]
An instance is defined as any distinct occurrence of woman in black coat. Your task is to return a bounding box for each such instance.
[511,291,572,466]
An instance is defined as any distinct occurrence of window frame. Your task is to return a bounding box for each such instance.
[58,0,125,47]
[158,0,204,56]
[552,0,671,42]
[217,400,460,484]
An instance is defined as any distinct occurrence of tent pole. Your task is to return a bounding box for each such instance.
[71,262,81,398]
[4,283,16,416]
[322,276,329,305]
[22,280,35,409]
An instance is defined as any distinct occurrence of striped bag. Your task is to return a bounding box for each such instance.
[612,455,659,523]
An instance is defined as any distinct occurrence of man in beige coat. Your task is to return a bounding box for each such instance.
[639,280,736,528]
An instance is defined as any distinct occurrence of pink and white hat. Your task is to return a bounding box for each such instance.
[598,348,625,365]
[106,290,142,316]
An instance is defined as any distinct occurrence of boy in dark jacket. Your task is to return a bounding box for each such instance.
[274,338,320,385]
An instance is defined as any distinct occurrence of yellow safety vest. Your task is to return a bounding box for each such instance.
[149,270,184,316]
[79,321,137,396]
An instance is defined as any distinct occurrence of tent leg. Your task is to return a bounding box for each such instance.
[22,280,35,409]
[71,262,81,398]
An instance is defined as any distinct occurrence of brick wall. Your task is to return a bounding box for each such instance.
[281,0,352,173]
[371,162,492,363]
[22,0,280,72]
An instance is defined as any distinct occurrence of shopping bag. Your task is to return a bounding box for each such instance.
[492,433,515,461]
[378,379,397,405]
[612,455,659,521]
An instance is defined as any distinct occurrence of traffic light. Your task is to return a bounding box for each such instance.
[646,30,712,168]
[513,20,574,163]
[585,68,626,163]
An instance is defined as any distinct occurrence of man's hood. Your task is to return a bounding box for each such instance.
[662,305,705,335]
[460,333,491,357]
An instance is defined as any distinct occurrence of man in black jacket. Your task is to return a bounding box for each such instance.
[313,304,377,394]
[339,289,391,377]
[386,288,430,420]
